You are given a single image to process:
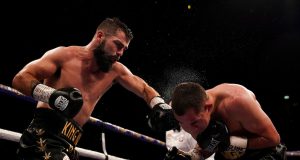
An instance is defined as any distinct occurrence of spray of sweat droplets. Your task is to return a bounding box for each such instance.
[157,66,207,102]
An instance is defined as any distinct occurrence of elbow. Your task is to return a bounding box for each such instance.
[269,132,281,147]
[12,72,30,91]
[12,73,22,89]
[12,71,39,96]
[274,133,281,145]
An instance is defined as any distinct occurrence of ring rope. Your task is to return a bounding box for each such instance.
[101,132,109,159]
[0,84,166,148]
[0,128,127,160]
[2,84,299,157]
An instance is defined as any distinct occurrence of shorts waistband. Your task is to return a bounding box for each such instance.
[29,108,83,146]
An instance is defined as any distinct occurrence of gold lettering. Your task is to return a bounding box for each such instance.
[74,132,82,145]
[61,121,82,145]
[61,121,72,135]
[71,130,79,142]
[67,125,76,138]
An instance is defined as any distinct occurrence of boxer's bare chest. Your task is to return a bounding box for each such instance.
[48,59,117,106]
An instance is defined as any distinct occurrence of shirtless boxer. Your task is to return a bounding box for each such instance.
[169,82,286,160]
[12,17,173,160]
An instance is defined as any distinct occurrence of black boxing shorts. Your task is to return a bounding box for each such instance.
[16,108,83,160]
[215,143,287,160]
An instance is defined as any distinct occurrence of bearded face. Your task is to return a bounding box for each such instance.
[93,40,119,72]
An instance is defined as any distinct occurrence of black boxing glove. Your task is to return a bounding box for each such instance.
[32,83,83,118]
[147,96,179,132]
[196,120,229,158]
[164,147,191,160]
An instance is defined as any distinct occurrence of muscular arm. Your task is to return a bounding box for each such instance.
[230,95,280,149]
[114,63,159,105]
[12,47,65,96]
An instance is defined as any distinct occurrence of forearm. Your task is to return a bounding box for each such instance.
[247,135,280,149]
[143,85,160,107]
[117,74,160,106]
[12,72,41,96]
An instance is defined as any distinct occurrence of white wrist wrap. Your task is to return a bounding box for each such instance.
[230,136,248,149]
[32,84,55,103]
[150,96,165,108]
[150,97,172,109]
[221,136,247,159]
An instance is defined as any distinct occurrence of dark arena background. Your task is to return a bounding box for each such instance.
[1,0,300,159]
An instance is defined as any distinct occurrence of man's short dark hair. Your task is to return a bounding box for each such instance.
[171,82,207,116]
[97,17,133,41]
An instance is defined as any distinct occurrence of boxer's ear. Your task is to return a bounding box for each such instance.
[204,103,213,113]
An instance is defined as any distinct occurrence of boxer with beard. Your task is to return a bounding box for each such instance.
[93,39,119,72]
[12,17,172,160]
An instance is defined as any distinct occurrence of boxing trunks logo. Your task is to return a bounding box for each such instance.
[55,96,69,111]
[220,145,246,159]
[60,121,82,145]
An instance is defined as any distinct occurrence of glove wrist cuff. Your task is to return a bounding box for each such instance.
[32,84,55,103]
[229,136,248,149]
[150,96,165,108]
